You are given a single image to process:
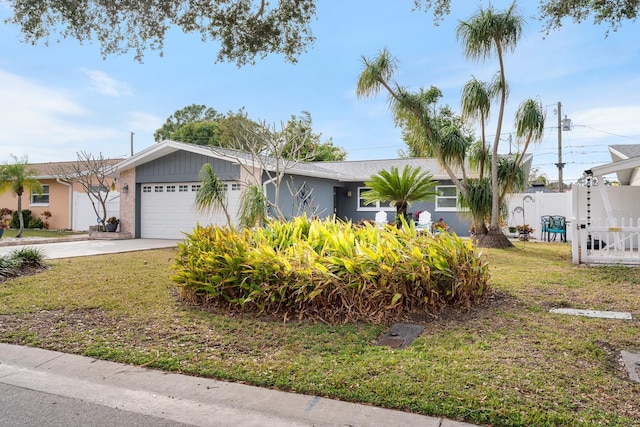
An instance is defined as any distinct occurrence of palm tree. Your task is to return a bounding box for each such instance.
[357,49,470,204]
[460,74,501,179]
[456,2,523,235]
[195,163,234,228]
[0,155,43,238]
[238,183,268,229]
[499,98,545,202]
[361,165,437,227]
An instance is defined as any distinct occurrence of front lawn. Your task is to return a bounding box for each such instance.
[0,243,638,426]
[0,229,86,239]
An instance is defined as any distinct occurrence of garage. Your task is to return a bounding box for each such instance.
[140,182,242,239]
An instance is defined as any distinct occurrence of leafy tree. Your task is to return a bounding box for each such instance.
[53,151,119,228]
[154,104,221,142]
[413,0,638,33]
[361,165,437,227]
[5,0,316,65]
[195,163,234,228]
[279,112,347,161]
[171,121,222,146]
[537,0,639,33]
[0,155,43,238]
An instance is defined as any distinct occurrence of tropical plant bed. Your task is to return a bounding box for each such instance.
[172,218,489,323]
[0,245,639,426]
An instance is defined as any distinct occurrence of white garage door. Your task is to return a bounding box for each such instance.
[140,182,242,239]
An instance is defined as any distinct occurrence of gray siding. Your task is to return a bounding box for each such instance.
[336,181,472,235]
[264,173,340,219]
[136,151,240,183]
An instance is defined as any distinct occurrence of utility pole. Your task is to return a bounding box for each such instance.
[556,102,565,192]
[130,132,135,156]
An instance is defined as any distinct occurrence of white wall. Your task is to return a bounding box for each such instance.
[505,191,573,241]
[73,192,120,231]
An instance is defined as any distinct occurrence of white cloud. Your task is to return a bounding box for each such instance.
[82,69,132,97]
[0,69,122,162]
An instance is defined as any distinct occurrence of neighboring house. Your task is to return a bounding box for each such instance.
[0,160,121,231]
[571,144,640,264]
[113,139,533,239]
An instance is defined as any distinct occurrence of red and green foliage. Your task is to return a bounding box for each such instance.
[172,217,489,323]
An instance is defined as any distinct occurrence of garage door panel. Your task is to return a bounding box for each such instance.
[140,182,241,239]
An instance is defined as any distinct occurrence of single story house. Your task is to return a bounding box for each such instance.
[112,139,533,240]
[0,160,121,231]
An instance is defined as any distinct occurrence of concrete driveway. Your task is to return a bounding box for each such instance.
[0,238,179,259]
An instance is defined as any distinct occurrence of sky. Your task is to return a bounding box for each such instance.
[1,0,639,184]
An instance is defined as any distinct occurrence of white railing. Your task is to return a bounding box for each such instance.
[578,217,640,264]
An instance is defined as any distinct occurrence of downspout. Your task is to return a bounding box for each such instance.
[57,178,73,230]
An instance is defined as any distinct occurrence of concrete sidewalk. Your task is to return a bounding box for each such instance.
[0,343,478,427]
[0,238,179,259]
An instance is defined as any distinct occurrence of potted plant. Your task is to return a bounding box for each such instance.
[105,216,120,232]
[433,217,448,234]
[0,208,12,238]
[516,224,533,241]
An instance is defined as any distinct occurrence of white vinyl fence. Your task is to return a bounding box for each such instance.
[73,191,120,231]
[505,191,572,242]
[572,185,640,265]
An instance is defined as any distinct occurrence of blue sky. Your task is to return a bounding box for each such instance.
[1,0,639,184]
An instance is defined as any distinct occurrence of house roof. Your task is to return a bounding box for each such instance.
[27,159,123,179]
[586,144,640,184]
[115,140,532,183]
[609,144,640,161]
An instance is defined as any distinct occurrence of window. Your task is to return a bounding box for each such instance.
[166,185,176,192]
[31,184,49,205]
[231,183,241,191]
[191,184,201,192]
[154,186,163,193]
[142,186,151,193]
[178,185,188,192]
[357,187,393,211]
[435,185,458,211]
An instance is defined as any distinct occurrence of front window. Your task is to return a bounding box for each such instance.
[31,184,49,205]
[435,185,458,211]
[357,187,393,211]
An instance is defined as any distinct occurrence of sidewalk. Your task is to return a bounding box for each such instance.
[0,343,479,427]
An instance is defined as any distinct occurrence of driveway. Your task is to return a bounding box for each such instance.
[0,238,179,259]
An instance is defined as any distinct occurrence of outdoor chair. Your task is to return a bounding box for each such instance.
[374,211,388,228]
[541,215,551,241]
[547,215,566,242]
[415,210,432,234]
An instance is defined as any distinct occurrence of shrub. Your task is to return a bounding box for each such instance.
[0,247,46,278]
[172,216,490,323]
[10,209,32,229]
[28,217,45,229]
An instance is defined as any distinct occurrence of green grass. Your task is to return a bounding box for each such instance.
[0,229,86,239]
[0,242,639,426]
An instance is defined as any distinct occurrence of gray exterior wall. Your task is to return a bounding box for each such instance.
[336,181,472,236]
[136,151,240,183]
[264,172,341,219]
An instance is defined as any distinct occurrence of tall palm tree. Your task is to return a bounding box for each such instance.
[499,98,545,202]
[357,49,470,203]
[195,163,234,228]
[457,2,523,233]
[361,165,437,227]
[0,155,43,238]
[460,74,501,179]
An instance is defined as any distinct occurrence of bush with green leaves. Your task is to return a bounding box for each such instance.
[172,217,490,323]
[0,247,46,278]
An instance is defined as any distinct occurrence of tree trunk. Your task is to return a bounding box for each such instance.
[473,228,514,248]
[16,195,24,238]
